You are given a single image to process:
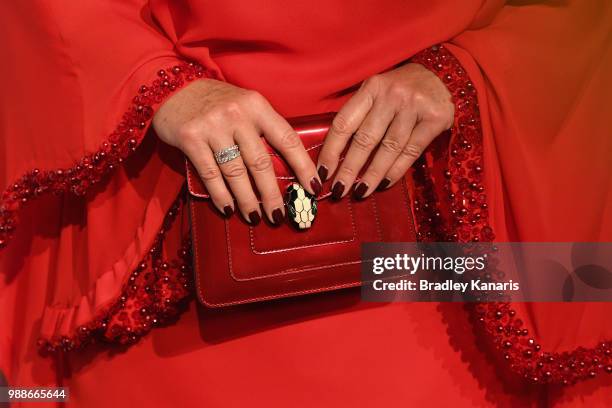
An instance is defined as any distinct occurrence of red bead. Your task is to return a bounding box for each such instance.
[408,45,612,387]
[19,63,222,352]
[2,61,216,252]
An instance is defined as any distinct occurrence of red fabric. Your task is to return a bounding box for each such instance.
[0,0,611,407]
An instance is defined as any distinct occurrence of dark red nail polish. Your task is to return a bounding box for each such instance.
[331,181,345,201]
[272,208,284,225]
[223,205,234,218]
[376,178,391,191]
[249,211,261,225]
[317,165,329,182]
[353,182,368,200]
[310,177,322,196]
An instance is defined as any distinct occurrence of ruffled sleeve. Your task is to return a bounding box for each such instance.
[407,0,612,388]
[0,0,220,248]
[0,0,219,382]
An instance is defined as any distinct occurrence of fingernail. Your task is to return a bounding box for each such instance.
[248,211,261,225]
[353,182,368,200]
[310,177,322,196]
[376,178,391,191]
[331,181,345,201]
[223,205,234,218]
[272,208,284,225]
[317,165,329,182]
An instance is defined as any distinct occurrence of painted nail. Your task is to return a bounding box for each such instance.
[353,182,369,200]
[331,181,345,201]
[310,177,322,196]
[223,205,234,218]
[317,165,329,182]
[272,208,284,225]
[376,178,391,191]
[248,211,261,225]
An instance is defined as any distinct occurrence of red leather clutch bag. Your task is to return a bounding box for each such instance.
[186,113,416,307]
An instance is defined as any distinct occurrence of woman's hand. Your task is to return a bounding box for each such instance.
[153,79,321,224]
[317,63,454,199]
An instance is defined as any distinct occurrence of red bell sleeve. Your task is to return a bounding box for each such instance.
[0,0,219,383]
[408,0,612,389]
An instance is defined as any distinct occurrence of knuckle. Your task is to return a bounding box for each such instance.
[429,105,454,130]
[380,138,403,154]
[353,130,377,151]
[429,104,447,120]
[318,151,339,167]
[410,90,426,106]
[177,121,202,145]
[198,166,221,181]
[243,90,265,106]
[263,192,283,205]
[218,101,243,120]
[331,114,351,135]
[280,129,301,149]
[249,153,273,173]
[364,167,382,180]
[337,165,356,178]
[388,82,409,100]
[222,161,247,179]
[364,74,382,90]
[385,169,401,181]
[401,144,423,160]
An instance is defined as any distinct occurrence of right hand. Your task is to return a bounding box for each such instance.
[153,79,322,225]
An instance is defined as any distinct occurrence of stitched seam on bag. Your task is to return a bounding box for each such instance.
[197,257,401,306]
[199,280,362,307]
[247,200,358,255]
[191,135,416,305]
[186,159,210,198]
[195,211,362,303]
[228,206,360,281]
[400,178,417,236]
[192,172,416,302]
[231,259,363,282]
[190,195,206,304]
[227,181,413,281]
[370,193,383,241]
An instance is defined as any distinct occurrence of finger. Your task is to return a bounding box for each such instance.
[384,120,445,187]
[317,84,375,181]
[332,100,395,200]
[210,137,262,225]
[357,110,417,198]
[235,126,285,225]
[255,104,322,196]
[183,139,235,218]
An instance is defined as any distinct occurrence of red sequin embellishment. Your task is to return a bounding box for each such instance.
[0,62,215,250]
[37,193,193,353]
[411,45,611,386]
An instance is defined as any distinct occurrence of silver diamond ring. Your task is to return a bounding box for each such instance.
[214,144,241,164]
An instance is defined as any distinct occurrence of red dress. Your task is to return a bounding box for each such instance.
[1,0,611,406]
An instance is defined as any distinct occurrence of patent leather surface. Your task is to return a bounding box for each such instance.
[187,113,416,307]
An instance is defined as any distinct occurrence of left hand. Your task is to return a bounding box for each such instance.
[317,63,454,200]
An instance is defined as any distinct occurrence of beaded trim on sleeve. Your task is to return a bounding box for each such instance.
[37,192,193,353]
[0,62,216,250]
[411,45,611,386]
